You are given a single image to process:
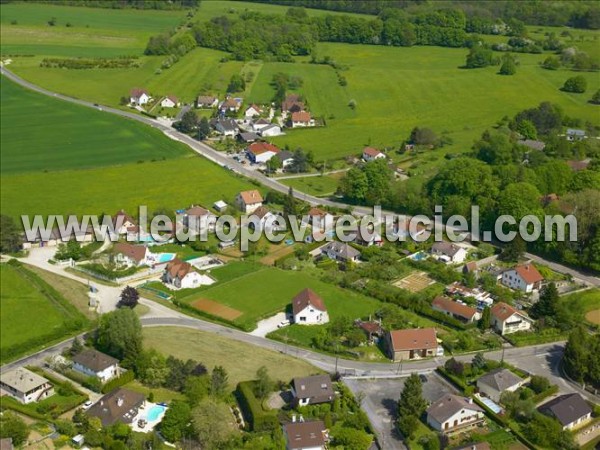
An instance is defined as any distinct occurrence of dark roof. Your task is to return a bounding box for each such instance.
[539,394,592,427]
[477,368,523,392]
[292,375,334,400]
[278,150,294,161]
[323,241,361,260]
[427,394,483,424]
[292,288,327,316]
[87,388,145,427]
[239,132,260,142]
[72,349,118,372]
[210,118,238,132]
[431,241,465,257]
[284,420,327,450]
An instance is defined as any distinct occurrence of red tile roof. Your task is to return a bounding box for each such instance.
[514,264,543,285]
[491,302,521,322]
[432,296,477,320]
[248,142,280,155]
[238,190,263,205]
[291,111,311,123]
[363,147,383,157]
[388,328,437,352]
[292,288,327,316]
[114,243,146,263]
[130,88,147,98]
[165,258,193,279]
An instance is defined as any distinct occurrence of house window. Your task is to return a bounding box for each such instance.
[300,317,306,322]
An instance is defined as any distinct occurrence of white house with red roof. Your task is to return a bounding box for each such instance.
[491,302,533,335]
[244,104,263,119]
[246,142,280,164]
[236,190,263,213]
[163,258,205,289]
[385,327,442,361]
[160,95,179,108]
[432,296,481,323]
[129,88,149,106]
[501,264,544,293]
[291,289,329,325]
[291,111,314,128]
[362,147,386,162]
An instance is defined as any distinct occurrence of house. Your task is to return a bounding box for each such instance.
[220,97,243,112]
[386,328,441,361]
[260,123,283,137]
[210,118,238,137]
[278,150,295,168]
[162,258,203,289]
[113,210,137,235]
[113,243,148,267]
[427,394,485,433]
[476,368,526,402]
[72,349,120,383]
[291,111,314,128]
[566,128,586,141]
[362,147,386,162]
[86,388,146,427]
[305,207,334,230]
[282,94,305,113]
[291,375,334,406]
[22,228,63,249]
[292,288,329,325]
[184,205,216,232]
[247,141,280,164]
[160,95,179,108]
[248,206,281,232]
[431,296,481,323]
[283,420,328,450]
[518,139,546,151]
[239,132,260,143]
[445,282,493,310]
[321,242,361,263]
[538,394,592,431]
[355,320,383,343]
[463,261,479,276]
[213,200,228,212]
[129,88,149,105]
[236,190,263,213]
[388,220,427,241]
[566,159,591,172]
[244,104,263,119]
[253,118,272,131]
[354,230,383,247]
[196,95,219,108]
[431,242,468,264]
[501,263,543,292]
[490,302,533,335]
[0,368,54,404]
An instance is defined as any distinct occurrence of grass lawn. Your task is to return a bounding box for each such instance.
[560,288,600,325]
[123,379,185,404]
[1,76,188,174]
[0,263,88,362]
[280,173,345,197]
[142,326,322,385]
[179,265,383,328]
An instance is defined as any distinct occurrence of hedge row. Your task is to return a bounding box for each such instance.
[101,370,135,394]
[531,385,559,404]
[235,381,278,432]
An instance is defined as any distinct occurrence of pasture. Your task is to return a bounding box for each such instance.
[142,326,321,385]
[280,173,345,197]
[181,265,383,328]
[0,77,188,174]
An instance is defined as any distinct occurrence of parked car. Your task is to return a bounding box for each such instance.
[83,400,94,409]
[277,320,291,328]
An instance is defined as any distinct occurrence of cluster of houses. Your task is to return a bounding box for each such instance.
[129,89,180,109]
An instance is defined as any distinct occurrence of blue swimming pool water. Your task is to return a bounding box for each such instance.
[155,253,176,264]
[146,405,166,422]
[409,251,427,261]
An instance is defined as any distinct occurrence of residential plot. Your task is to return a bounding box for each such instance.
[393,271,436,293]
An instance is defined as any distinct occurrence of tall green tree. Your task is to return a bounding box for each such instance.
[192,398,234,448]
[159,400,191,443]
[563,326,589,384]
[531,282,559,320]
[96,308,142,362]
[0,215,22,254]
[478,306,491,330]
[254,366,274,399]
[499,53,517,75]
[398,373,427,418]
[0,412,29,446]
[209,366,229,397]
[197,117,211,140]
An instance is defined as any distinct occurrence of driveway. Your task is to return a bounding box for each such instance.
[250,312,287,337]
[344,372,458,450]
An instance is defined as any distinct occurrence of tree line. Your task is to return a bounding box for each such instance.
[2,0,199,9]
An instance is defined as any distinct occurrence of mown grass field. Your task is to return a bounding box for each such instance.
[560,288,600,325]
[142,326,322,385]
[280,173,345,197]
[1,77,188,174]
[180,265,382,328]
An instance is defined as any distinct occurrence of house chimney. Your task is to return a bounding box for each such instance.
[468,398,473,404]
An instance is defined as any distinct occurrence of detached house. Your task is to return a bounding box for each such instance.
[0,368,54,404]
[291,375,334,406]
[236,190,263,213]
[538,394,592,431]
[321,242,361,263]
[283,420,328,450]
[129,88,149,106]
[305,207,334,230]
[220,97,243,112]
[260,123,283,137]
[163,258,204,289]
[210,118,238,137]
[476,368,526,402]
[113,243,148,267]
[160,95,179,108]
[87,388,146,427]
[72,349,120,383]
[431,242,467,264]
[196,95,219,108]
[432,296,480,323]
[566,128,586,141]
[282,94,305,114]
[291,111,314,128]
[426,394,485,433]
[385,328,441,361]
[247,141,280,164]
[113,210,137,235]
[362,147,386,162]
[292,288,329,325]
[184,205,216,233]
[501,264,543,293]
[248,206,282,233]
[491,302,533,335]
[244,104,263,119]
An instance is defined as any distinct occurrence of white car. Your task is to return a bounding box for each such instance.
[83,400,94,409]
[277,320,290,328]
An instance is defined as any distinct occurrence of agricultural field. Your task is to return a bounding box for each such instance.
[0,262,88,363]
[142,326,321,385]
[1,77,188,174]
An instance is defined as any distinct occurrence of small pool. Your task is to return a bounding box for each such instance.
[410,251,428,261]
[146,405,166,422]
[155,253,176,264]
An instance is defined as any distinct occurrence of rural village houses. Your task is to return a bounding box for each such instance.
[291,374,334,406]
[385,327,442,361]
[72,348,121,383]
[236,190,263,213]
[426,394,485,433]
[490,302,533,335]
[0,368,54,404]
[291,288,329,325]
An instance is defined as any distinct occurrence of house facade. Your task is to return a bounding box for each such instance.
[86,388,146,427]
[321,242,361,263]
[211,118,238,137]
[113,210,137,235]
[291,375,334,406]
[386,328,441,361]
[236,190,263,213]
[501,264,543,293]
[283,420,327,450]
[163,259,204,289]
[184,205,216,233]
[0,368,54,404]
[130,88,149,105]
[292,289,329,325]
[431,242,467,264]
[196,95,219,108]
[362,147,386,162]
[476,368,526,402]
[247,142,280,164]
[427,394,485,433]
[160,95,179,108]
[491,302,533,335]
[538,394,592,431]
[291,111,314,128]
[432,296,480,323]
[72,349,120,383]
[244,104,263,119]
[260,124,283,137]
[113,243,148,267]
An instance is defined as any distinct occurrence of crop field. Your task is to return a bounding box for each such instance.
[180,265,382,328]
[1,77,188,174]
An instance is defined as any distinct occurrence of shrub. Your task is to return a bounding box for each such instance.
[101,370,135,394]
[236,381,278,432]
[562,76,587,93]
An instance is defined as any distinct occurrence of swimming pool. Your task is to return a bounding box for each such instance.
[410,251,428,261]
[146,405,166,422]
[154,253,176,264]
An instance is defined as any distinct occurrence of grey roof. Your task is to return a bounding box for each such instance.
[87,388,145,427]
[210,118,238,132]
[477,368,522,392]
[539,394,592,427]
[72,349,119,372]
[239,132,259,142]
[292,374,334,400]
[0,368,51,393]
[260,123,281,133]
[567,128,585,136]
[431,241,464,257]
[284,421,326,450]
[323,241,361,260]
[278,150,294,161]
[427,394,483,424]
[518,139,546,151]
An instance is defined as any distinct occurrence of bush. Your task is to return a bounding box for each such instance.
[236,381,278,432]
[101,370,135,394]
[562,76,587,93]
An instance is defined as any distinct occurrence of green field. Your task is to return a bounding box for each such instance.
[1,77,188,174]
[280,173,346,197]
[560,288,600,325]
[143,326,321,385]
[180,265,382,327]
[0,263,87,362]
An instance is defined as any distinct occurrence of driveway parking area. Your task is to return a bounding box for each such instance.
[344,373,457,450]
